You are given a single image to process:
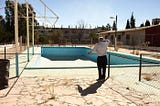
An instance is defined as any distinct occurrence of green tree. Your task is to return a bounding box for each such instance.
[125,19,130,29]
[130,12,136,28]
[5,0,14,43]
[112,21,117,30]
[89,32,98,44]
[106,23,111,31]
[34,27,40,44]
[18,3,27,43]
[140,23,144,27]
[44,29,63,44]
[101,25,106,30]
[4,1,39,44]
[78,31,83,43]
[38,36,48,44]
[0,15,7,43]
[145,20,150,26]
[52,30,62,44]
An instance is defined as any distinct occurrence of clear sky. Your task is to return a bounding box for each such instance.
[0,0,160,30]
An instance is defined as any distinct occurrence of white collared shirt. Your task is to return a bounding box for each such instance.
[91,39,110,56]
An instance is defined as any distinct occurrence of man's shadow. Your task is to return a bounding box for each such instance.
[77,78,108,96]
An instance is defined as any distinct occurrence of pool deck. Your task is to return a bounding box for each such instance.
[0,47,160,106]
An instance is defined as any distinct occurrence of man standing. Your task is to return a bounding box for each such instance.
[88,37,110,81]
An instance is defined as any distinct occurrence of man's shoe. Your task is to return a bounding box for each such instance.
[96,79,101,81]
[96,78,105,82]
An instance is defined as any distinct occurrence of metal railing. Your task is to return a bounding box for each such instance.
[107,53,160,80]
[139,53,160,89]
[0,46,33,78]
[107,52,160,99]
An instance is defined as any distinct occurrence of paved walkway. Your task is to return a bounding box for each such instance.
[1,75,160,106]
[1,69,160,106]
[0,46,160,106]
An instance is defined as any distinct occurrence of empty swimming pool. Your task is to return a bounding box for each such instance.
[25,46,160,69]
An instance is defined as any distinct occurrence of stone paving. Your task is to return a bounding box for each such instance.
[0,75,160,106]
[0,46,160,106]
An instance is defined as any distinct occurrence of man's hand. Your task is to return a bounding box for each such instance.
[105,39,110,43]
[88,51,92,54]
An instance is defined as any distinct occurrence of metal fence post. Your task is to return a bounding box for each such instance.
[4,47,6,59]
[15,53,19,77]
[108,53,111,78]
[139,54,142,81]
[32,44,34,55]
[27,47,30,62]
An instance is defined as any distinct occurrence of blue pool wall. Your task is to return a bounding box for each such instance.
[41,46,160,65]
[41,46,86,56]
[108,51,160,65]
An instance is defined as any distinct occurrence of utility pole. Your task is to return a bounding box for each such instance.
[115,15,117,50]
[110,15,118,50]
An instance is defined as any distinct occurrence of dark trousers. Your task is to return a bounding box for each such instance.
[97,55,107,79]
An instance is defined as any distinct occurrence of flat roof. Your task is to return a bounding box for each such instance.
[99,24,160,34]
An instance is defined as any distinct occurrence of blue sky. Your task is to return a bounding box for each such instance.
[0,0,160,29]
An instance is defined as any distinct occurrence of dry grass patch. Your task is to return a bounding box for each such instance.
[142,73,153,81]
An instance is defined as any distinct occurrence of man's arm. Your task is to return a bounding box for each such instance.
[104,39,110,43]
[88,44,97,54]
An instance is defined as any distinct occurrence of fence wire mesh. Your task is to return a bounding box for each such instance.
[0,46,33,78]
[140,54,160,99]
[108,53,160,103]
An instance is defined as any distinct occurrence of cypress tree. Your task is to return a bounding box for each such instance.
[145,20,151,26]
[140,23,144,27]
[112,21,117,30]
[126,19,130,29]
[130,12,136,28]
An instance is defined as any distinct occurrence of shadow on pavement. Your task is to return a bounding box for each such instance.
[77,79,107,96]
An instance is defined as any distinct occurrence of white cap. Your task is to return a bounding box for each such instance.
[99,37,104,40]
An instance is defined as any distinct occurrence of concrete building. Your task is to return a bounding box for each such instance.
[152,18,160,25]
[39,27,98,44]
[145,24,160,46]
[99,24,160,47]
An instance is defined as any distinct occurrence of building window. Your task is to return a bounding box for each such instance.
[122,32,125,35]
[72,30,76,33]
[111,35,114,41]
[118,35,121,41]
[105,35,108,39]
[65,30,69,34]
[126,35,130,40]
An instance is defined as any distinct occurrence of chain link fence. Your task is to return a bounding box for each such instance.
[0,45,32,78]
[140,53,160,91]
[107,53,160,102]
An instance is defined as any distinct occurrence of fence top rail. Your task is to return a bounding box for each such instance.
[108,52,160,64]
[108,51,141,61]
[141,53,160,56]
[0,53,41,55]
